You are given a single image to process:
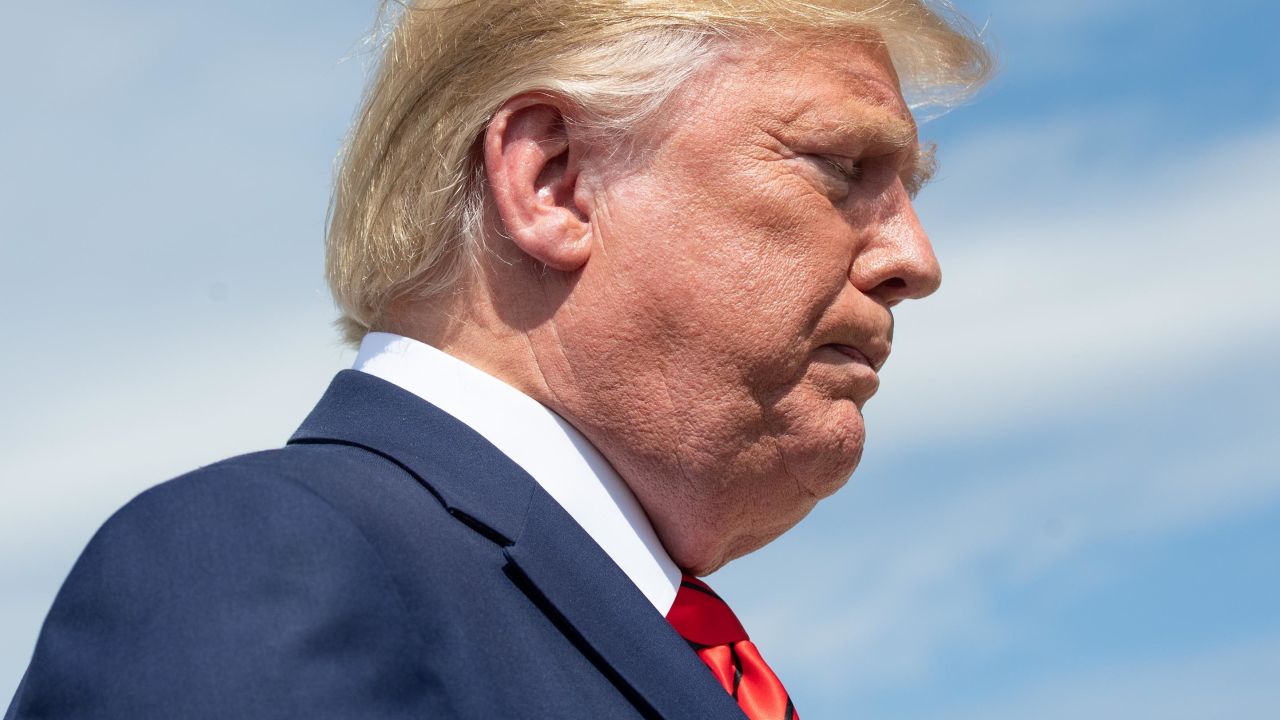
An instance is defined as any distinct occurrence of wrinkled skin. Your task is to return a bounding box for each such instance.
[395,36,942,575]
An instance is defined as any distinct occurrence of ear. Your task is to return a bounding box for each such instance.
[484,94,592,272]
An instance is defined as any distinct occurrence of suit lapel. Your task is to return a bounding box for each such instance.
[290,371,744,719]
[505,488,745,720]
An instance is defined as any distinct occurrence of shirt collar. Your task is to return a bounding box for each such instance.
[353,332,680,614]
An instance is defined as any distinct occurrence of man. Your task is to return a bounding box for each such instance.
[7,1,989,718]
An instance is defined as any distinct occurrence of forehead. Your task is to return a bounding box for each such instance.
[666,35,918,147]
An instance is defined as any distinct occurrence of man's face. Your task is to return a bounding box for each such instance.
[544,36,941,573]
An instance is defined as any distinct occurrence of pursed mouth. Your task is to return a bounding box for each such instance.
[824,343,888,372]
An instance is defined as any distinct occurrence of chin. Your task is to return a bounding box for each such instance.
[796,406,866,498]
[807,462,858,501]
[669,460,854,575]
[684,530,782,576]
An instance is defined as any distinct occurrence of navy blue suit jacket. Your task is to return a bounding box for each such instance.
[6,371,746,719]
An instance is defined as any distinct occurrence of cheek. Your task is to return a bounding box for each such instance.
[599,136,853,334]
[647,203,843,360]
[570,154,863,465]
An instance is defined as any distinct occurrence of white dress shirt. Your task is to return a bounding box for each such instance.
[353,332,681,615]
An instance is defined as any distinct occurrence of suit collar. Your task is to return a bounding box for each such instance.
[351,332,681,613]
[290,369,533,544]
[289,371,744,719]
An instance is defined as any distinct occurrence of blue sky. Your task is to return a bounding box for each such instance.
[2,2,1277,717]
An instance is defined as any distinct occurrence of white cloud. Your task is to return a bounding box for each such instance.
[2,3,1276,710]
[0,313,352,701]
[712,119,1280,703]
[874,119,1280,448]
[1,312,351,547]
[980,0,1162,30]
[726,405,1280,703]
[0,3,178,103]
[0,1,373,700]
[940,632,1280,720]
[967,0,1169,77]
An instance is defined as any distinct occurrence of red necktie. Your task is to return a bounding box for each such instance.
[666,575,797,720]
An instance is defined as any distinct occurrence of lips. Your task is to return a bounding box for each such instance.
[827,342,890,372]
[830,344,872,366]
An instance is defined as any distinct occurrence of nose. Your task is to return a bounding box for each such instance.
[850,188,942,307]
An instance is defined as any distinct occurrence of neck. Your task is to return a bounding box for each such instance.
[382,269,564,417]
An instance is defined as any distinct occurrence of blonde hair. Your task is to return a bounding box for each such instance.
[326,0,993,345]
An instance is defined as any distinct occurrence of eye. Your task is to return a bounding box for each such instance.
[817,155,863,184]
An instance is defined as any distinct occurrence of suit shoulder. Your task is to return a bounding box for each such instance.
[102,442,416,542]
[132,441,403,507]
[11,444,438,718]
[64,442,440,626]
[54,443,422,632]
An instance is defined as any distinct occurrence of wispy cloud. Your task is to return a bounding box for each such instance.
[979,0,1162,30]
[1,312,351,550]
[877,118,1280,447]
[730,407,1278,696]
[3,2,1277,715]
[0,312,352,697]
[939,631,1280,720]
[713,118,1280,709]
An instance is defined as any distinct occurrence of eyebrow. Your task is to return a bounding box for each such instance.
[824,115,938,198]
[827,115,917,148]
[906,142,938,199]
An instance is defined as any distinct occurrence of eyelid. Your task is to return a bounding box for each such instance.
[816,154,861,181]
